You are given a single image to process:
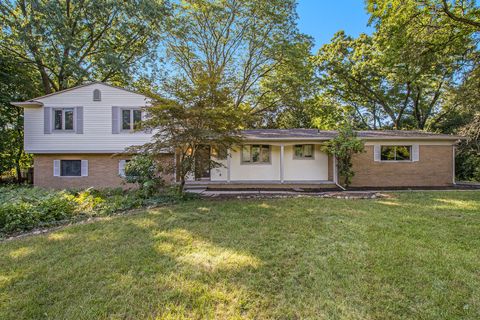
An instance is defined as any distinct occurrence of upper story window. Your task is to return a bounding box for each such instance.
[93,89,101,101]
[381,146,412,161]
[241,145,270,164]
[53,108,75,131]
[121,108,142,131]
[294,144,314,159]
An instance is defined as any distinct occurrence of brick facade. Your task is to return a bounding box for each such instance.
[33,154,174,189]
[349,145,454,187]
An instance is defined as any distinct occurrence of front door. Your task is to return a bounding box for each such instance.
[195,146,211,180]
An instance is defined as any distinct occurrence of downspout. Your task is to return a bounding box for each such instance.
[333,156,346,191]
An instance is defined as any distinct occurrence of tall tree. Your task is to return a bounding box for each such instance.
[162,0,305,117]
[0,49,41,181]
[0,0,170,94]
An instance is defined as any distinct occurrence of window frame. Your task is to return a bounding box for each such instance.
[293,144,315,160]
[241,144,271,164]
[120,108,143,132]
[60,160,82,177]
[380,145,413,162]
[53,107,75,132]
[93,89,101,101]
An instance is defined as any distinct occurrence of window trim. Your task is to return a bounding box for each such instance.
[380,145,413,162]
[293,144,315,160]
[52,107,76,132]
[60,160,82,177]
[120,108,143,132]
[240,144,271,165]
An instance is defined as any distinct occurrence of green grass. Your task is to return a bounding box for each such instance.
[1,191,479,319]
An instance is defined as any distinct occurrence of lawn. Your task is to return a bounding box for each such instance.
[1,191,479,319]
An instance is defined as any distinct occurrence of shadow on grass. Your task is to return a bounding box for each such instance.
[1,191,479,319]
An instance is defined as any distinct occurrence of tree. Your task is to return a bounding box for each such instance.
[0,49,41,181]
[456,113,480,181]
[322,126,365,188]
[0,0,170,94]
[129,77,248,194]
[123,155,165,196]
[162,0,305,117]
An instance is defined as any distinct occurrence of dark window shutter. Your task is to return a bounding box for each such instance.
[44,107,52,134]
[76,106,84,134]
[112,107,119,134]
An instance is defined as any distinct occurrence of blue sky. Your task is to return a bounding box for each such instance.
[297,0,373,52]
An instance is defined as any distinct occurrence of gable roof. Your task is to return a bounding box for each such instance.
[241,129,463,141]
[11,82,148,107]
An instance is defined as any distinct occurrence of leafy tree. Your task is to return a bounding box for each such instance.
[129,77,248,194]
[322,126,365,188]
[456,113,480,181]
[123,155,165,196]
[163,0,304,117]
[0,50,41,181]
[0,0,170,94]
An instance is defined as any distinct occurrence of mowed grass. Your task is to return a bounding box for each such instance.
[1,192,479,319]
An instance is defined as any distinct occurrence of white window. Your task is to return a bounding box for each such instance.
[121,109,143,131]
[118,159,131,177]
[294,144,314,159]
[93,89,101,101]
[53,160,88,177]
[380,146,412,161]
[241,145,270,164]
[53,108,75,131]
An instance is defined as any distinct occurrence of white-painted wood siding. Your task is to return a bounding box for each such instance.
[24,83,155,153]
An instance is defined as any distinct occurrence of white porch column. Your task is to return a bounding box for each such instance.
[333,156,338,184]
[280,144,285,183]
[227,148,231,183]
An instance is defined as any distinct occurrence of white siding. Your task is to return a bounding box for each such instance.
[24,83,154,153]
[283,145,328,181]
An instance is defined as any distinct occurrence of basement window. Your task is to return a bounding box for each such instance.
[60,160,81,177]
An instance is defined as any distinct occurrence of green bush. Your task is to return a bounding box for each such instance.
[0,186,190,236]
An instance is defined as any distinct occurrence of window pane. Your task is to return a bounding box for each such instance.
[396,146,411,161]
[381,146,395,161]
[122,110,131,130]
[303,145,313,157]
[60,160,81,176]
[261,145,270,162]
[294,145,303,158]
[251,145,260,162]
[65,109,74,130]
[241,146,251,162]
[133,110,142,129]
[54,110,63,130]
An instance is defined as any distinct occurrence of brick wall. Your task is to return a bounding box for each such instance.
[33,154,174,189]
[349,145,454,187]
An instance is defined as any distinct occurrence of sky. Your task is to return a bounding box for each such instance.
[297,0,374,53]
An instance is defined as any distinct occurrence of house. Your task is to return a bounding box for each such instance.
[12,82,462,190]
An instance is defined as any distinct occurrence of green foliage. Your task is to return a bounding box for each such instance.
[123,155,165,196]
[456,113,480,181]
[0,186,190,235]
[322,126,365,187]
[0,0,170,93]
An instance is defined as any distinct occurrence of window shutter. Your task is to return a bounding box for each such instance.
[118,160,126,177]
[112,107,120,134]
[44,107,52,134]
[81,160,88,176]
[53,160,60,176]
[373,145,381,162]
[76,106,84,134]
[412,144,420,162]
